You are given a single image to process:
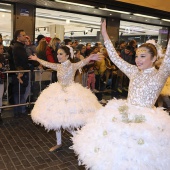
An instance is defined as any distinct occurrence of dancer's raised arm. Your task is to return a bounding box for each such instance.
[158,39,170,79]
[73,53,104,70]
[101,20,137,78]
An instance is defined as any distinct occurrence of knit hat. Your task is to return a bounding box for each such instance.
[37,34,45,43]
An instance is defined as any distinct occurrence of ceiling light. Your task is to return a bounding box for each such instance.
[99,8,131,14]
[0,3,11,6]
[55,0,95,8]
[162,19,170,22]
[66,19,70,24]
[0,8,11,13]
[0,8,8,12]
[37,14,101,26]
[133,13,159,19]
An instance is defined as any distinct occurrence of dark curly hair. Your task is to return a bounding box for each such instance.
[58,45,71,60]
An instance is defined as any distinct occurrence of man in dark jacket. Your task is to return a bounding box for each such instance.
[13,30,30,115]
[13,30,30,70]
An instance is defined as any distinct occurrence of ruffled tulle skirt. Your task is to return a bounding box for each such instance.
[72,99,170,170]
[31,82,102,131]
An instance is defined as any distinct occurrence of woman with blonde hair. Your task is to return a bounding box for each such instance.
[49,37,61,53]
[47,37,61,82]
[36,40,48,61]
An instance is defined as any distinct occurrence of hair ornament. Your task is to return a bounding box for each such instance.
[146,39,164,59]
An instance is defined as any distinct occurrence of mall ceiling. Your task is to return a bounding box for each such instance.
[2,0,170,13]
[116,0,170,13]
[0,0,170,39]
[2,0,170,27]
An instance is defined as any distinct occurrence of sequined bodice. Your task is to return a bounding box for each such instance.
[105,40,170,108]
[37,59,86,86]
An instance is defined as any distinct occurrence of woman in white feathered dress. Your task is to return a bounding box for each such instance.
[29,46,102,151]
[71,20,170,170]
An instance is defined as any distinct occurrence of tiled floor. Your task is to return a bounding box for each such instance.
[0,91,115,170]
[0,115,85,170]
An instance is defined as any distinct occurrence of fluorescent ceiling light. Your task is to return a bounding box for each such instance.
[54,0,95,8]
[99,8,131,14]
[0,3,11,6]
[133,13,159,19]
[66,19,70,24]
[0,8,9,12]
[162,19,170,22]
[37,14,101,26]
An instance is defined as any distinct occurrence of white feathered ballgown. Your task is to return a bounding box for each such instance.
[72,40,170,170]
[31,59,102,131]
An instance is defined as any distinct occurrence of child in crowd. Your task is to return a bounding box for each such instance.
[87,61,98,93]
[86,49,98,93]
[74,49,83,84]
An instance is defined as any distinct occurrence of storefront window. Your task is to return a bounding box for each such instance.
[0,3,13,46]
[119,21,168,48]
[35,8,101,45]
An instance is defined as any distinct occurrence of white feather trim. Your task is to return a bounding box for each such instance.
[72,99,170,170]
[31,82,102,131]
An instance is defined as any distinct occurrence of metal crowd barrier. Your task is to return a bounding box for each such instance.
[0,69,114,111]
[0,69,53,109]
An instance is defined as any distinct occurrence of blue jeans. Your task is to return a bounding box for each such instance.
[13,94,25,114]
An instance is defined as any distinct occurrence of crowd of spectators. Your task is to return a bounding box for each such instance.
[0,30,139,122]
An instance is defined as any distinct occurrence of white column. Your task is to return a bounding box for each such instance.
[49,24,64,41]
